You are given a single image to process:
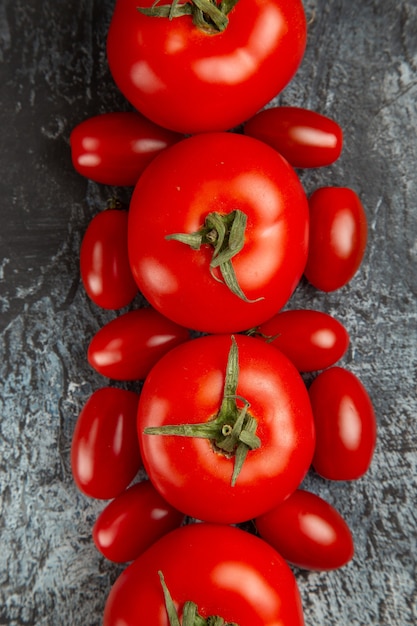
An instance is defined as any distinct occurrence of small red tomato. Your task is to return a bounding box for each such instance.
[93,480,185,563]
[304,187,368,292]
[88,307,190,381]
[70,111,182,186]
[244,106,343,168]
[255,489,354,570]
[80,208,138,310]
[254,309,349,372]
[308,367,377,480]
[71,388,142,499]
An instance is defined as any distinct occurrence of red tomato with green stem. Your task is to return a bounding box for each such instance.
[106,0,307,134]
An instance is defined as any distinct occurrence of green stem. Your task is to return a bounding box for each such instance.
[137,0,240,34]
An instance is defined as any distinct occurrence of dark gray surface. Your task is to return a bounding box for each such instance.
[1,1,416,624]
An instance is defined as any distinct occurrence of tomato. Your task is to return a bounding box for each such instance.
[93,480,185,563]
[70,111,182,186]
[106,0,307,134]
[128,132,309,333]
[103,522,305,625]
[71,388,142,499]
[137,334,315,524]
[308,367,377,480]
[304,187,368,292]
[255,488,354,571]
[87,307,190,381]
[253,309,349,372]
[80,208,138,310]
[244,106,343,168]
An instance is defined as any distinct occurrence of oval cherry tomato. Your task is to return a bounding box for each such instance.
[244,106,343,168]
[137,334,315,524]
[87,307,190,381]
[103,523,305,625]
[70,111,182,186]
[93,480,185,563]
[71,388,142,499]
[304,187,368,292]
[255,488,354,570]
[308,367,377,480]
[253,309,349,372]
[106,0,307,134]
[128,132,309,333]
[80,208,138,310]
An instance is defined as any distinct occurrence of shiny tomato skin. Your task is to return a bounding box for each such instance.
[70,112,182,186]
[71,388,141,499]
[106,0,307,134]
[304,187,368,292]
[87,307,191,381]
[103,523,305,626]
[128,132,309,333]
[256,309,349,372]
[244,106,343,168]
[80,209,138,310]
[255,488,354,570]
[93,480,185,563]
[308,367,377,480]
[137,334,315,524]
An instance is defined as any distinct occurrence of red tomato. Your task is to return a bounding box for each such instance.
[128,132,309,333]
[304,187,368,292]
[103,523,305,625]
[71,388,142,499]
[254,309,349,372]
[137,334,315,524]
[93,480,185,563]
[308,367,377,480]
[80,208,138,310]
[87,307,190,381]
[70,112,182,186]
[255,489,354,570]
[244,106,343,168]
[106,0,307,133]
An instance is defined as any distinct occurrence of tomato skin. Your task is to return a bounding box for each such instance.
[71,388,142,499]
[308,367,377,480]
[80,209,138,310]
[106,0,307,134]
[255,489,354,570]
[244,106,343,168]
[87,307,191,381]
[304,187,368,292]
[128,132,309,333]
[103,523,305,626]
[137,334,315,524]
[93,480,185,563]
[255,309,349,372]
[70,112,182,186]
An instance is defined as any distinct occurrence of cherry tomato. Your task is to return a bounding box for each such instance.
[128,132,309,333]
[71,388,142,499]
[106,0,307,134]
[244,106,343,168]
[87,307,190,381]
[103,522,305,625]
[70,111,182,186]
[255,488,354,570]
[253,309,349,372]
[137,334,315,524]
[304,187,368,292]
[80,208,138,310]
[93,480,185,563]
[308,367,377,480]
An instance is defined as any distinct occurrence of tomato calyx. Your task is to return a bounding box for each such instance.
[137,0,239,34]
[144,336,261,486]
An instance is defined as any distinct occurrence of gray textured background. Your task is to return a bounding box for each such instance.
[1,1,416,624]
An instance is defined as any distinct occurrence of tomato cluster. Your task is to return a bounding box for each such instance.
[68,2,376,624]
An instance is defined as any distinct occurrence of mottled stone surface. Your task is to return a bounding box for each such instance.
[0,1,416,624]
